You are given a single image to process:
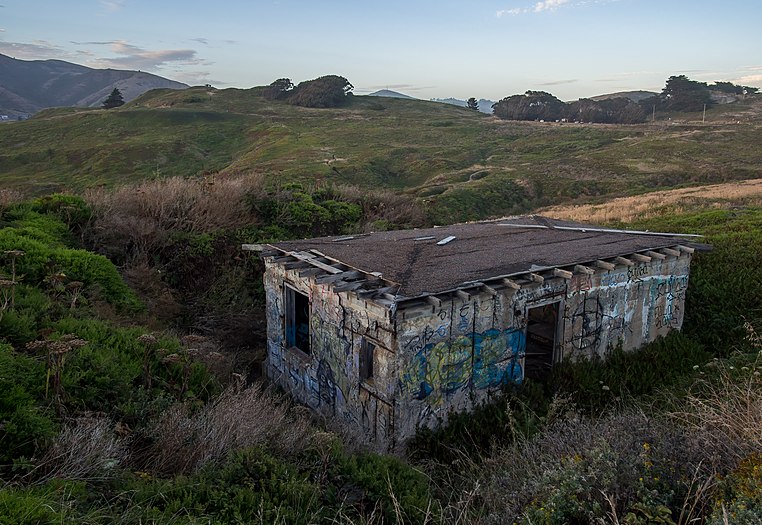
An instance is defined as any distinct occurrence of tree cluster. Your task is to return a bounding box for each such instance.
[641,76,757,113]
[492,91,646,124]
[263,75,354,108]
[493,76,759,123]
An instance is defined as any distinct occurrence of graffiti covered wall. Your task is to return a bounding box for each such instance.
[263,261,397,446]
[560,254,692,361]
[264,251,693,447]
[393,253,693,438]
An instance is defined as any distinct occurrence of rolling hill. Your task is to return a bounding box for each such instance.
[0,53,188,118]
[1,84,761,222]
[368,89,416,99]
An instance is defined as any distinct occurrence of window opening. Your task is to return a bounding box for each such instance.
[359,338,375,381]
[285,286,310,354]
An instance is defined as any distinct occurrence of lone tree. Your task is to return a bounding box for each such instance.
[102,88,125,109]
[466,97,479,111]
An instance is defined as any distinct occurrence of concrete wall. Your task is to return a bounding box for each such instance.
[264,252,693,447]
[392,253,692,440]
[264,261,398,447]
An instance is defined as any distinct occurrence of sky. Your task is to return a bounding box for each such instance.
[1,0,761,101]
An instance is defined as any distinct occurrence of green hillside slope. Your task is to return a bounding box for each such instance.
[2,85,761,221]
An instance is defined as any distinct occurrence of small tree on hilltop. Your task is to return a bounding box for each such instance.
[264,78,294,100]
[102,88,125,109]
[467,97,479,111]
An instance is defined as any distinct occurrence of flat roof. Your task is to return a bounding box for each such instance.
[271,216,702,298]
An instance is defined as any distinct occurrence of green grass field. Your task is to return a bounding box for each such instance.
[2,86,761,221]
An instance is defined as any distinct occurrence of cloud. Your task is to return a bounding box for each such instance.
[734,74,762,86]
[99,0,124,12]
[0,40,74,59]
[75,40,209,71]
[498,0,569,16]
[498,0,619,16]
[539,79,578,86]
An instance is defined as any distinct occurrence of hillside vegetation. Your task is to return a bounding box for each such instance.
[1,84,761,221]
[1,188,761,523]
[1,76,762,523]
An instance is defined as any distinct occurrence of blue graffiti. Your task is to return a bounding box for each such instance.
[403,328,526,401]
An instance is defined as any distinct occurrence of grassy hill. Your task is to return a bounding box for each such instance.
[1,85,761,221]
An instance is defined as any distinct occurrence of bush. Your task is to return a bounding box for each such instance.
[30,194,91,232]
[551,332,709,412]
[480,411,716,524]
[144,385,313,475]
[0,343,56,468]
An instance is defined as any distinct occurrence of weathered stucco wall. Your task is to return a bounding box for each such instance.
[561,254,691,360]
[393,253,692,440]
[264,261,397,446]
[264,252,692,448]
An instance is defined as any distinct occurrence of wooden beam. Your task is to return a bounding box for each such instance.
[455,289,471,301]
[437,236,456,246]
[614,256,634,266]
[677,244,695,254]
[529,273,545,284]
[553,268,573,279]
[595,260,616,271]
[574,264,595,275]
[502,278,521,290]
[288,251,344,274]
[241,243,265,252]
[482,284,499,296]
[427,295,442,308]
[283,260,311,270]
[632,253,652,263]
[646,250,667,260]
[661,247,681,257]
[315,270,360,285]
[333,281,365,293]
[298,267,325,278]
[272,255,297,264]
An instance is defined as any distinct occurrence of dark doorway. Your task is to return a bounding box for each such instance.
[524,302,560,380]
[285,286,310,354]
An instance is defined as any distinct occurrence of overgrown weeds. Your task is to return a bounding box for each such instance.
[144,384,316,475]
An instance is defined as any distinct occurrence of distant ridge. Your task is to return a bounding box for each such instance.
[0,53,188,118]
[589,90,657,103]
[431,97,495,114]
[367,89,416,99]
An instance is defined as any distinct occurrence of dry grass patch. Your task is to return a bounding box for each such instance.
[540,178,762,223]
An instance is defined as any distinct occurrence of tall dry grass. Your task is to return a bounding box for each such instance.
[30,416,129,483]
[672,322,762,462]
[540,178,762,224]
[84,174,266,260]
[0,188,24,212]
[144,384,317,475]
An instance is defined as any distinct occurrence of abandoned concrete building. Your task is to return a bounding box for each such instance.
[254,216,703,448]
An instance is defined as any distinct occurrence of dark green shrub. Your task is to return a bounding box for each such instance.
[123,448,325,524]
[0,343,56,466]
[30,194,91,231]
[551,332,709,412]
[340,451,439,522]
